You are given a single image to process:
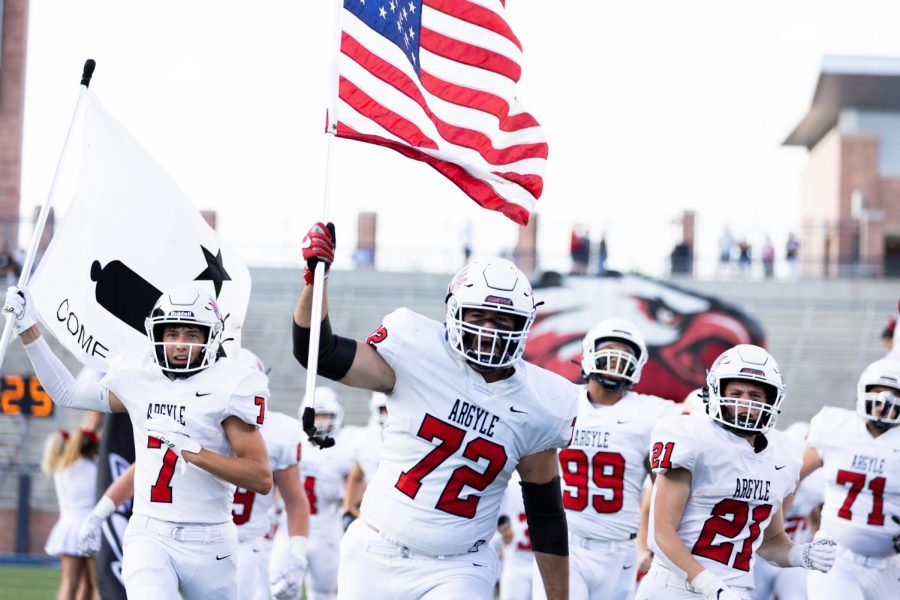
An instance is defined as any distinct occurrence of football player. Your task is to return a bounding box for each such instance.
[292,223,578,600]
[293,387,358,600]
[637,344,837,600]
[800,357,900,599]
[535,318,681,599]
[4,284,271,600]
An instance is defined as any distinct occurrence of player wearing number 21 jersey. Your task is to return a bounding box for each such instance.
[800,357,900,599]
[637,344,837,600]
[4,284,272,600]
[293,223,578,600]
[534,317,680,600]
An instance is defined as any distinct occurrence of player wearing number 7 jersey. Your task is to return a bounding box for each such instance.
[533,317,680,600]
[4,284,272,600]
[292,223,578,600]
[800,357,900,599]
[636,344,837,600]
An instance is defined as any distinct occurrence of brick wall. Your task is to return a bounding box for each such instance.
[0,0,28,250]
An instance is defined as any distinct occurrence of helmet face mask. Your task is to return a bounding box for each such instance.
[144,285,224,376]
[856,358,900,429]
[581,318,648,391]
[445,259,536,370]
[706,345,784,436]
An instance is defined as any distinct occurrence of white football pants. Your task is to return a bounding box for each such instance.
[532,534,637,600]
[498,547,532,600]
[236,535,271,600]
[121,515,238,600]
[751,557,806,600]
[336,519,499,600]
[635,562,753,600]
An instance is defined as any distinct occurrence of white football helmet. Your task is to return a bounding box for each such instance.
[706,344,784,435]
[237,348,268,374]
[444,258,536,369]
[144,285,224,375]
[369,392,388,428]
[856,358,900,427]
[301,387,344,437]
[580,318,648,390]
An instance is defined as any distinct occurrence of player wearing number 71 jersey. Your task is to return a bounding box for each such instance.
[800,357,900,599]
[3,284,272,600]
[293,222,578,600]
[637,345,837,600]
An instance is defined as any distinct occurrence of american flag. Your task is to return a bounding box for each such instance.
[333,0,548,226]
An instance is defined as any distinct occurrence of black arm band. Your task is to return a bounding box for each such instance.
[292,315,357,381]
[520,476,568,556]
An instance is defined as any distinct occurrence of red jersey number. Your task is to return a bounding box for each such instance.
[692,499,772,571]
[395,414,508,519]
[148,436,178,503]
[559,449,626,513]
[232,488,256,525]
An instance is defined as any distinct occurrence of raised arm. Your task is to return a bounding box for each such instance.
[291,223,395,393]
[4,286,125,413]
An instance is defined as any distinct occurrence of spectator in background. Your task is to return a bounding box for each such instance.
[882,317,896,352]
[738,239,752,276]
[596,234,608,276]
[717,228,735,277]
[786,233,800,278]
[44,428,101,600]
[461,221,473,266]
[762,236,775,278]
[570,225,590,275]
[0,248,12,284]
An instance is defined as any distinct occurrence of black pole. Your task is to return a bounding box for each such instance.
[81,59,96,87]
[15,472,31,554]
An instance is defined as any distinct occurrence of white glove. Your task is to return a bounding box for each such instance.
[78,495,116,555]
[270,536,309,600]
[788,537,838,572]
[145,413,201,474]
[3,285,36,334]
[690,570,743,600]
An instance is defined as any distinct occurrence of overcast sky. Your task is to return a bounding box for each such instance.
[20,0,900,277]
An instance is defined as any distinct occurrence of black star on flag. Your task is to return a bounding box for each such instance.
[194,246,231,297]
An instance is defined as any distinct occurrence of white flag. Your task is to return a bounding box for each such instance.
[29,91,251,372]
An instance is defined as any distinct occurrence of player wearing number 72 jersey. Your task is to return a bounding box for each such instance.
[800,357,900,599]
[4,284,272,600]
[293,222,578,600]
[637,345,837,600]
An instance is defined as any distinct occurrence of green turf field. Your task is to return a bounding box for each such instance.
[0,565,60,600]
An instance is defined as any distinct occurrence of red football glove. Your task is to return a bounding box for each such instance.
[302,222,336,285]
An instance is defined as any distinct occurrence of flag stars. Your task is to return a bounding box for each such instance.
[408,1,416,13]
[389,0,396,12]
[408,27,415,39]
[410,52,417,64]
[397,19,403,32]
[402,7,408,19]
[403,32,409,48]
[379,5,387,18]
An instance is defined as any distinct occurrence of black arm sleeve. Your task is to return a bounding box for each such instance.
[292,314,357,381]
[520,476,568,556]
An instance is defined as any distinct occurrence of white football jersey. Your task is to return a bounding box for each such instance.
[806,406,900,557]
[300,426,358,527]
[564,388,680,541]
[648,414,802,589]
[360,309,578,556]
[499,470,533,555]
[103,347,269,524]
[234,410,302,542]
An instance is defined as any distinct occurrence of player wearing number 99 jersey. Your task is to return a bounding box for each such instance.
[637,345,837,600]
[800,357,900,599]
[292,231,578,600]
[533,318,680,600]
[5,284,272,600]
